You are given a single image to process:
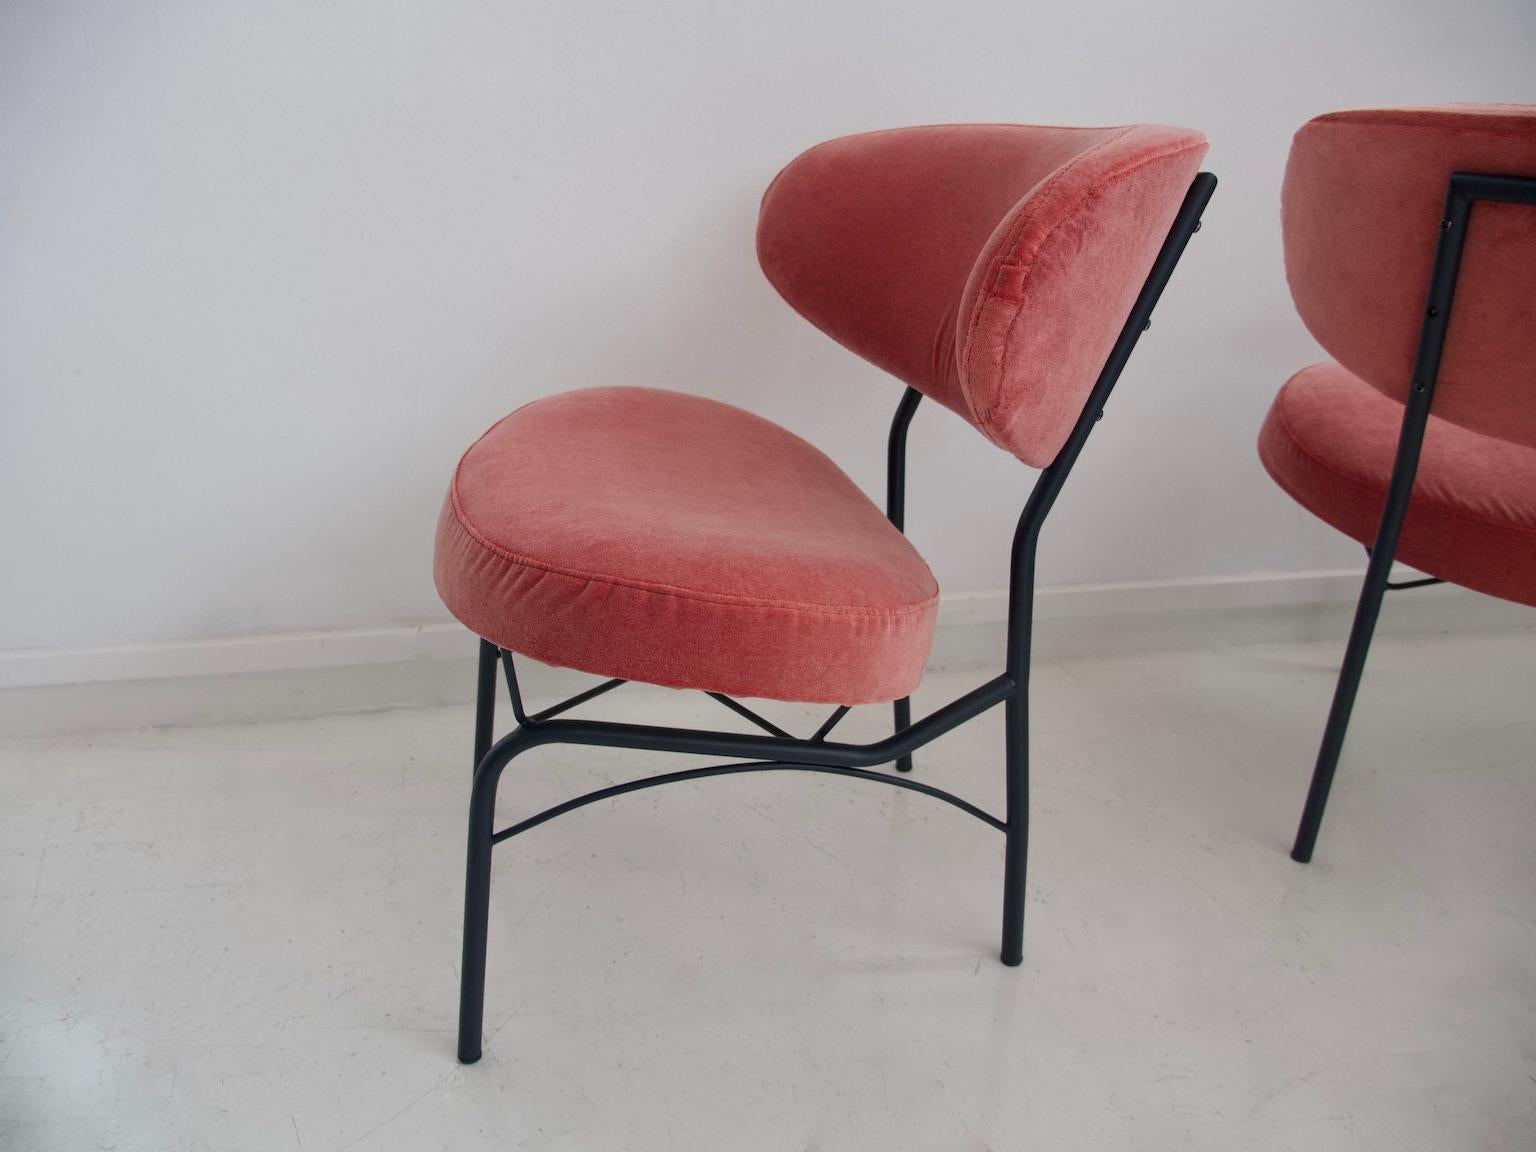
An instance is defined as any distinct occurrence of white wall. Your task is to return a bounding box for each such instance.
[2,0,1533,656]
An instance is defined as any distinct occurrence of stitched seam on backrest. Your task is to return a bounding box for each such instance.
[956,130,1137,438]
[956,128,1134,404]
[964,137,1206,452]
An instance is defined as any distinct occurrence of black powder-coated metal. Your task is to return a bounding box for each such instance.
[887,386,923,774]
[1363,547,1445,591]
[810,705,852,742]
[705,692,794,739]
[492,758,1008,845]
[525,677,626,724]
[498,646,528,724]
[473,639,498,774]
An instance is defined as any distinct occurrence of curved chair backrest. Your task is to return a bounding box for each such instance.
[1283,105,1536,448]
[756,123,1208,467]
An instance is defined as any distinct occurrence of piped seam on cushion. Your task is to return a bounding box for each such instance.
[1308,114,1536,139]
[955,128,1134,428]
[446,482,940,618]
[963,137,1208,455]
[962,137,1208,446]
[1267,376,1536,538]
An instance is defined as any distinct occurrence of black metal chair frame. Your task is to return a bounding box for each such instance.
[1291,171,1536,864]
[456,172,1218,1064]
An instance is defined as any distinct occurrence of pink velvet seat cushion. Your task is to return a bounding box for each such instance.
[1259,362,1536,607]
[434,388,939,704]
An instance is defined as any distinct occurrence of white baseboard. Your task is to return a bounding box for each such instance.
[933,568,1533,666]
[1,571,1530,737]
[0,623,472,690]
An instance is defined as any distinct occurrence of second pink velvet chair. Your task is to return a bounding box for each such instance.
[1258,105,1536,862]
[436,123,1215,1063]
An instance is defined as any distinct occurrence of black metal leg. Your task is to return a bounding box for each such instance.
[473,639,498,774]
[462,638,503,1060]
[991,173,1216,962]
[1288,171,1526,864]
[1001,523,1038,969]
[1290,558,1395,863]
[459,730,525,1064]
[455,690,1015,1063]
[1000,681,1028,966]
[893,697,913,773]
[885,386,921,777]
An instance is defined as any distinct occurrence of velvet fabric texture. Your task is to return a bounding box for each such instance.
[437,123,1212,702]
[757,123,1208,466]
[1259,362,1536,607]
[435,388,938,704]
[1283,105,1536,447]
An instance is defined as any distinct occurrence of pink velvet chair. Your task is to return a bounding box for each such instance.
[1257,106,1536,863]
[437,123,1215,1063]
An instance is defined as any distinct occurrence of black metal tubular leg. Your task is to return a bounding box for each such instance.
[456,684,1012,1063]
[1290,556,1395,864]
[1000,695,1028,966]
[459,729,531,1064]
[887,386,922,774]
[995,171,1216,962]
[1000,558,1033,967]
[1290,174,1496,864]
[473,639,498,774]
[892,697,913,773]
[458,768,496,1064]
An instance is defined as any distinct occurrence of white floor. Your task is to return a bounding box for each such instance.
[3,630,1535,1151]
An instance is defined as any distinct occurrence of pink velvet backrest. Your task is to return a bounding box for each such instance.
[756,123,1208,467]
[1283,105,1536,448]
